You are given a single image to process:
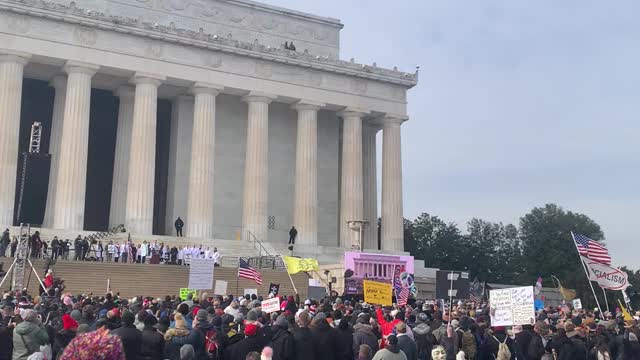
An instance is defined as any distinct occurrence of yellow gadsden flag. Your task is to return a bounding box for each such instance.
[283,256,319,274]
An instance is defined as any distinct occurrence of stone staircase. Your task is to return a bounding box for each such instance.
[0,258,310,299]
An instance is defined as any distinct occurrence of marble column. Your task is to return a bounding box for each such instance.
[362,122,380,250]
[186,83,223,238]
[52,61,99,230]
[292,100,324,246]
[0,51,30,226]
[381,115,407,251]
[338,109,367,248]
[125,73,165,235]
[165,95,194,235]
[109,86,135,227]
[43,75,67,227]
[241,92,276,242]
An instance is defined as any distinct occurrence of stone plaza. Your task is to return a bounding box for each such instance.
[0,0,417,256]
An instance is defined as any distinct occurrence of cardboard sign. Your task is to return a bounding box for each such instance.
[188,259,215,290]
[572,298,583,310]
[490,286,535,326]
[261,297,281,313]
[244,288,258,297]
[213,280,228,295]
[179,288,197,301]
[363,280,392,306]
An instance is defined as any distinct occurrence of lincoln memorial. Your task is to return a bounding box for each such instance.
[0,0,417,252]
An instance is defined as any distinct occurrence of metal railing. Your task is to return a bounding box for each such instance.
[246,230,271,257]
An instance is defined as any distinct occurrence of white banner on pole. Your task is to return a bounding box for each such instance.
[582,256,629,290]
[261,297,280,313]
[489,286,535,326]
[188,259,215,290]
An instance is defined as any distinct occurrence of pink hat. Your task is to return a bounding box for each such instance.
[63,296,73,306]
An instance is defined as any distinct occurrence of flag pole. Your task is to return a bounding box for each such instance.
[236,257,240,296]
[449,270,454,317]
[280,255,298,295]
[602,288,610,313]
[570,232,604,318]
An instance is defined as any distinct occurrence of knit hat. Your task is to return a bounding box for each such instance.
[121,311,135,327]
[246,309,259,322]
[244,323,258,337]
[62,314,79,331]
[274,314,288,328]
[70,310,82,322]
[387,334,398,346]
[196,309,208,323]
[174,312,187,329]
[63,296,73,306]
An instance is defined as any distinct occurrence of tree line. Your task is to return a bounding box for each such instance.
[399,203,639,308]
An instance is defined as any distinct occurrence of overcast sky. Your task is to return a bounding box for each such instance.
[265,0,640,268]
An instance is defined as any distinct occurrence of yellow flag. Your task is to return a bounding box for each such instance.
[552,275,577,300]
[618,300,633,321]
[283,256,319,274]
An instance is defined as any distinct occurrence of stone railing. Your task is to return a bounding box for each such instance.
[1,0,418,87]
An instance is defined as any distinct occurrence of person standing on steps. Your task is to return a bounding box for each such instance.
[175,217,184,237]
[288,226,298,245]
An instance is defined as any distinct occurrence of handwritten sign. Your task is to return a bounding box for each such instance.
[261,297,281,313]
[213,280,228,295]
[188,259,215,290]
[490,286,535,326]
[244,288,258,297]
[363,280,393,306]
[179,288,197,301]
[572,298,583,310]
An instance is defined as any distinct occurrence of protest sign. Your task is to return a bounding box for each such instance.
[582,256,629,290]
[261,297,281,313]
[213,280,228,295]
[244,288,258,297]
[179,288,197,301]
[572,298,583,310]
[436,271,470,299]
[490,286,535,326]
[363,280,392,306]
[188,258,215,290]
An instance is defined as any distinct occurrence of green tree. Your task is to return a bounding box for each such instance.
[411,213,465,270]
[519,203,604,307]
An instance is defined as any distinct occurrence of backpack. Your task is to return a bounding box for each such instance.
[204,329,219,359]
[462,330,477,359]
[492,335,511,360]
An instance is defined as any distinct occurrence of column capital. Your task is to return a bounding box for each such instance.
[191,82,224,96]
[338,107,369,118]
[114,85,135,98]
[242,91,277,104]
[291,100,325,111]
[374,114,409,127]
[0,50,31,65]
[131,72,166,87]
[63,61,100,76]
[49,75,67,90]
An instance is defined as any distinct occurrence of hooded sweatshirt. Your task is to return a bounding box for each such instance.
[12,321,49,360]
[353,323,379,355]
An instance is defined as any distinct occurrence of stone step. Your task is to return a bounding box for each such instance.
[0,259,311,299]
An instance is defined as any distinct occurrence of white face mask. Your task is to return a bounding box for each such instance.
[431,346,447,360]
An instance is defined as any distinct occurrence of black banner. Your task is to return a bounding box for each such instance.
[436,270,470,299]
[269,283,280,296]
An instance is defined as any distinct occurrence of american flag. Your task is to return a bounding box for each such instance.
[469,277,483,304]
[573,233,611,265]
[238,258,263,285]
[397,287,410,306]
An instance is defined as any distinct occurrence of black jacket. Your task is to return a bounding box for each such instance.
[141,326,165,360]
[291,327,315,360]
[310,320,339,360]
[353,323,379,356]
[514,330,534,360]
[226,335,264,360]
[557,333,587,360]
[527,333,547,360]
[398,334,418,360]
[111,325,143,360]
[271,326,295,360]
[53,330,76,359]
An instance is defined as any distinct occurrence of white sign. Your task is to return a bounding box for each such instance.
[572,298,583,310]
[214,280,228,295]
[261,297,281,313]
[244,288,258,297]
[188,259,215,290]
[582,256,629,291]
[489,286,535,326]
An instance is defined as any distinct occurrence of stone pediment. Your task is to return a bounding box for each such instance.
[1,0,418,87]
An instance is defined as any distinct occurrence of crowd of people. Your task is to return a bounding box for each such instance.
[0,229,221,266]
[0,280,639,360]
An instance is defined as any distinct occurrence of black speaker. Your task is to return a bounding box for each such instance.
[16,152,51,225]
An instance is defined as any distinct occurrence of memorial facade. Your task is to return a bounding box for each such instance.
[0,0,417,251]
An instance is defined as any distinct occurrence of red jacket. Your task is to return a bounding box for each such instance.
[44,274,53,288]
[376,308,400,348]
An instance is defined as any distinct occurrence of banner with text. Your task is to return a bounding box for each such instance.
[363,280,393,306]
[188,259,215,290]
[490,286,535,326]
[261,297,281,313]
[582,256,629,290]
